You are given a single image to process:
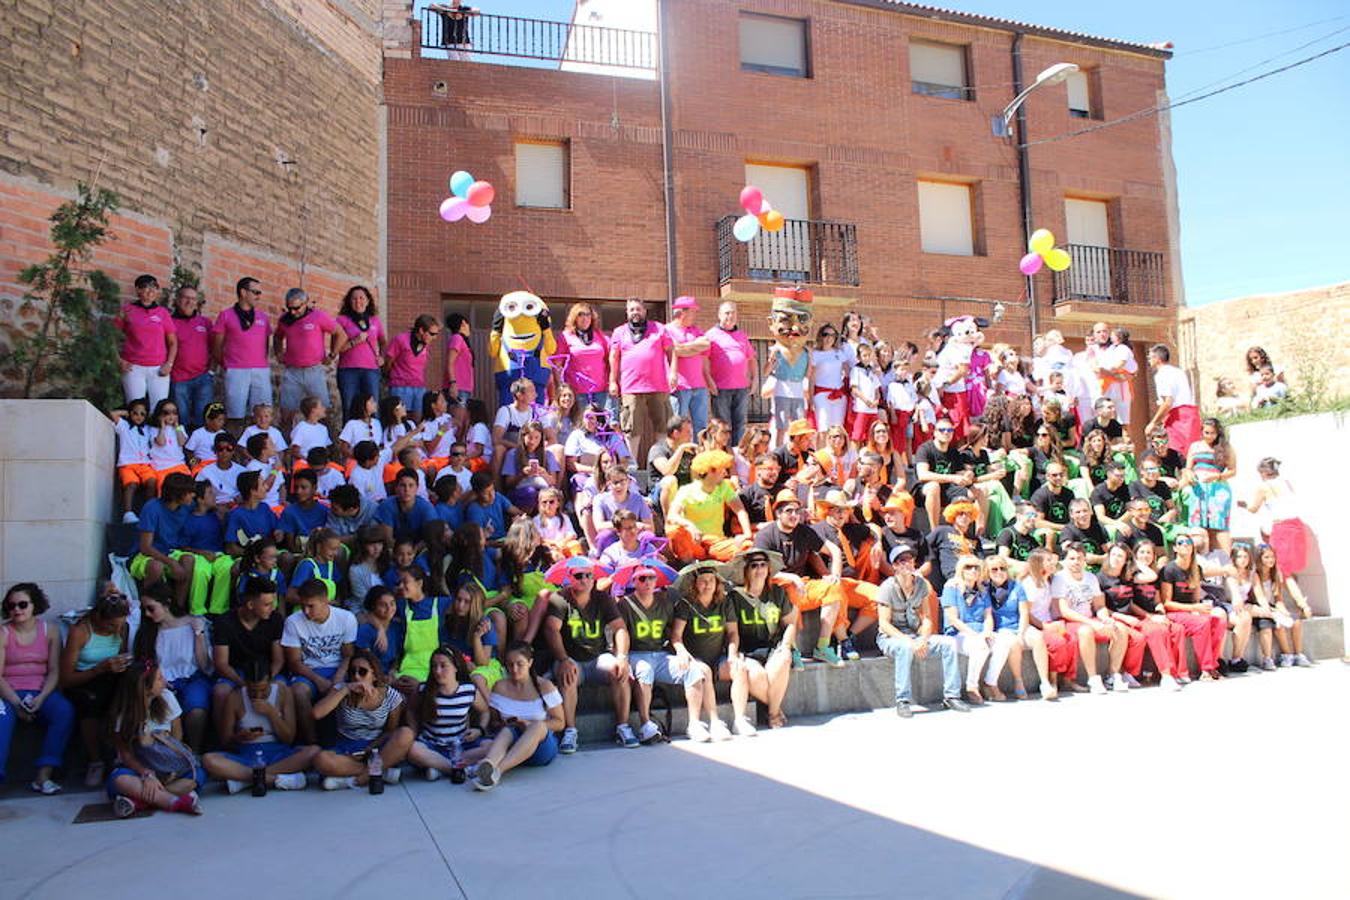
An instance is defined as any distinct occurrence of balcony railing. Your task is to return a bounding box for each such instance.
[420,9,657,71]
[717,217,860,287]
[1052,244,1167,307]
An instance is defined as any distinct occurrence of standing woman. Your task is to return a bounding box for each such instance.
[810,324,852,432]
[116,274,177,409]
[336,285,387,421]
[385,314,441,424]
[0,584,74,794]
[60,587,132,787]
[473,641,564,791]
[1185,418,1237,553]
[1241,457,1310,578]
[555,302,612,413]
[442,312,475,406]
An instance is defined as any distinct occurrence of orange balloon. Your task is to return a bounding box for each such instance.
[763,210,786,232]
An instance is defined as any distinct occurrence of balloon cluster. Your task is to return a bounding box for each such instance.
[1019,229,1071,275]
[439,170,495,224]
[732,185,786,242]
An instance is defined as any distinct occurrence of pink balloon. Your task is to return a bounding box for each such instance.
[466,181,495,208]
[739,185,763,214]
[439,197,468,222]
[465,203,492,224]
[1019,251,1044,276]
[757,198,773,215]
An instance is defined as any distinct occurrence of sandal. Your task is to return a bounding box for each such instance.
[768,712,788,729]
[1012,684,1029,700]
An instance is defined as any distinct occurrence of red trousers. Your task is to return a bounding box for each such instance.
[939,390,969,439]
[1167,611,1225,674]
[889,411,911,460]
[850,411,879,443]
[1119,617,1185,678]
[1040,623,1079,676]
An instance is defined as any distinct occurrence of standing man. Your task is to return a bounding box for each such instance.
[665,296,714,436]
[1144,344,1200,455]
[168,284,213,430]
[610,297,674,465]
[213,277,272,432]
[116,274,177,408]
[706,300,758,445]
[273,288,344,419]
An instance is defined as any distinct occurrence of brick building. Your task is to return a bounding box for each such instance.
[385,0,1181,428]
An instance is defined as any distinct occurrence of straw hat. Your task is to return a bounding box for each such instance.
[718,549,784,585]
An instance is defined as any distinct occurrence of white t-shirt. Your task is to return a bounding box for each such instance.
[1050,570,1102,619]
[196,462,241,505]
[148,425,188,470]
[810,348,851,390]
[1020,577,1055,623]
[314,466,347,500]
[433,464,473,494]
[281,606,358,671]
[290,421,332,458]
[382,421,413,451]
[245,459,284,508]
[115,418,153,467]
[494,404,536,436]
[116,689,182,736]
[349,451,392,502]
[935,343,972,394]
[240,425,287,463]
[996,369,1028,397]
[886,377,916,413]
[466,422,492,455]
[338,417,382,449]
[184,426,222,461]
[1153,364,1195,408]
[421,414,457,458]
[850,366,881,413]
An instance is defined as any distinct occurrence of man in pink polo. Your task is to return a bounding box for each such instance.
[273,287,344,416]
[706,300,758,445]
[212,277,273,429]
[116,274,178,408]
[609,297,674,464]
[168,284,214,429]
[665,295,713,436]
[1144,343,1200,453]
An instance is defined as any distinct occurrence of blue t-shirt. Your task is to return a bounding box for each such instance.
[279,501,328,537]
[940,582,992,635]
[433,501,464,531]
[465,494,513,541]
[225,503,279,546]
[181,510,225,553]
[139,498,190,555]
[355,620,403,675]
[236,568,288,604]
[446,616,498,660]
[293,558,340,593]
[374,496,437,541]
[989,580,1022,632]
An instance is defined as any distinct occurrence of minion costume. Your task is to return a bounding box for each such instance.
[489,290,557,407]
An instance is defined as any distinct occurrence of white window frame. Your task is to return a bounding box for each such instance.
[514,140,569,210]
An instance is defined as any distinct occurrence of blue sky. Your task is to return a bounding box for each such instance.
[419,1,1350,306]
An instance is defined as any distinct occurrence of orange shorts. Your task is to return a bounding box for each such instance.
[118,463,156,488]
[152,464,191,490]
[667,525,750,563]
[773,575,877,619]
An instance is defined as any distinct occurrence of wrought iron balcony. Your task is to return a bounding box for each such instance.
[420,8,657,71]
[716,217,860,288]
[1052,244,1167,307]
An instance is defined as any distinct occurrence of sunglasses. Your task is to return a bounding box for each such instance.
[987,566,1008,572]
[635,575,656,583]
[1036,431,1051,437]
[3,599,31,612]
[936,427,954,434]
[1142,467,1160,473]
[1173,538,1193,546]
[572,571,595,580]
[246,288,262,296]
[351,667,372,677]
[748,561,769,569]
[450,451,465,458]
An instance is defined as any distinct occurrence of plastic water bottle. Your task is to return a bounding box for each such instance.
[367,750,384,795]
[251,749,267,797]
[448,736,466,784]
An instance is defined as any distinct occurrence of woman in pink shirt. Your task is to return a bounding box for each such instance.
[0,583,73,795]
[168,285,214,430]
[385,314,440,422]
[442,312,475,405]
[116,274,178,409]
[555,302,611,413]
[336,285,387,422]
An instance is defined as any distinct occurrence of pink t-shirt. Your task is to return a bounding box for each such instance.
[275,309,337,368]
[446,332,475,392]
[555,328,609,394]
[386,331,429,388]
[212,306,271,370]
[117,303,172,366]
[665,322,709,391]
[611,322,672,395]
[336,314,384,370]
[171,315,212,381]
[706,326,753,391]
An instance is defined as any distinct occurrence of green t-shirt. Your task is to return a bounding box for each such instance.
[619,590,676,653]
[673,594,732,666]
[675,480,736,538]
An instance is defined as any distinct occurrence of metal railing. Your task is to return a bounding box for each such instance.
[420,9,657,70]
[716,217,860,287]
[1052,244,1167,307]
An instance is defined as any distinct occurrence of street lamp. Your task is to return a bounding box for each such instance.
[992,62,1078,138]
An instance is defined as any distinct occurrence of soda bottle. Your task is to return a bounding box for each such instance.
[368,750,384,795]
[251,749,267,797]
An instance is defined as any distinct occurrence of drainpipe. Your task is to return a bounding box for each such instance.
[1011,32,1039,343]
[657,0,678,302]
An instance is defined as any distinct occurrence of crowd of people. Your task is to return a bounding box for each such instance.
[0,276,1321,815]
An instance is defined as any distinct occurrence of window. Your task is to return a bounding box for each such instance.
[910,40,971,100]
[739,13,809,78]
[917,181,975,256]
[514,141,568,209]
[1066,69,1096,119]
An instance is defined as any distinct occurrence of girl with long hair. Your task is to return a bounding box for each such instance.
[336,285,386,419]
[59,586,132,788]
[312,647,415,790]
[407,647,490,780]
[1098,542,1182,691]
[809,323,851,431]
[1254,544,1313,668]
[502,421,558,514]
[1185,417,1237,552]
[1159,533,1225,680]
[105,659,204,817]
[442,311,474,405]
[133,587,211,752]
[473,641,564,791]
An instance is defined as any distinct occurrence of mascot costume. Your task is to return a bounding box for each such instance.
[933,315,984,438]
[489,290,556,407]
[763,286,814,446]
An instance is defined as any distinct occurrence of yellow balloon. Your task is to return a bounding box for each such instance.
[1044,248,1072,271]
[763,210,786,232]
[1029,228,1055,255]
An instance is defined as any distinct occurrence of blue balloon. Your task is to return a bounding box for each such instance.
[449,170,474,199]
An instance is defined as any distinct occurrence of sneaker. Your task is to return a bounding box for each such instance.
[1198,672,1216,682]
[708,719,733,741]
[1110,673,1131,692]
[895,701,913,719]
[273,773,306,791]
[1229,658,1249,673]
[1278,654,1293,668]
[424,767,442,782]
[112,795,138,819]
[322,776,356,791]
[1261,657,1277,671]
[790,648,805,671]
[1122,672,1141,689]
[1177,674,1192,685]
[121,511,139,525]
[637,720,663,744]
[559,727,579,754]
[812,645,844,668]
[225,779,248,795]
[1160,674,1182,692]
[28,779,62,796]
[615,724,639,749]
[1088,675,1108,695]
[839,637,860,661]
[1294,653,1313,667]
[1217,659,1230,676]
[686,720,711,743]
[383,766,402,784]
[182,792,204,815]
[473,760,499,792]
[733,716,758,737]
[943,697,971,712]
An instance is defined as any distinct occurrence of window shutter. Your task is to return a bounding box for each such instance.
[918,181,974,256]
[740,15,807,76]
[910,41,966,90]
[1066,70,1091,115]
[515,142,567,209]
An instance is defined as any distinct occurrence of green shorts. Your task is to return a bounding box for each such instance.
[129,549,189,581]
[472,658,505,690]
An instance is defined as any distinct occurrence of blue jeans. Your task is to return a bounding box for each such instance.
[389,386,427,419]
[0,690,75,780]
[171,373,215,430]
[337,367,382,420]
[877,633,961,703]
[672,387,710,434]
[711,387,750,445]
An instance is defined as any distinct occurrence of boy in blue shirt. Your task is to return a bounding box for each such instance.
[464,470,523,546]
[374,468,437,543]
[279,469,328,552]
[226,470,283,555]
[130,472,197,612]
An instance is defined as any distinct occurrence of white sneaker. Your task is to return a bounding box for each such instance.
[383,766,401,784]
[424,767,442,782]
[122,511,139,525]
[1293,653,1313,667]
[733,716,758,737]
[1088,675,1108,695]
[1122,672,1141,688]
[473,760,499,792]
[273,772,306,791]
[615,723,639,748]
[1160,674,1182,692]
[1110,673,1131,692]
[1278,654,1293,667]
[686,720,711,743]
[637,720,663,744]
[709,719,733,742]
[559,727,579,754]
[225,779,248,795]
[322,776,356,791]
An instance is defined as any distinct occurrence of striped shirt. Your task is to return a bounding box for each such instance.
[336,687,403,742]
[418,683,477,746]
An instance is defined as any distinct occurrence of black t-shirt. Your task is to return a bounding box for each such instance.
[1159,563,1202,605]
[739,482,776,526]
[1030,485,1072,525]
[1027,447,1056,494]
[1131,577,1162,613]
[773,445,812,486]
[753,522,824,577]
[1090,481,1131,521]
[1097,572,1135,612]
[211,610,283,674]
[1062,520,1112,559]
[673,595,733,666]
[995,526,1041,561]
[1048,417,1075,448]
[914,441,964,477]
[879,526,929,570]
[648,439,692,487]
[1128,480,1173,520]
[619,591,676,653]
[926,525,982,591]
[1123,520,1166,550]
[548,592,621,661]
[811,521,871,579]
[729,585,793,654]
[960,448,993,478]
[1155,449,1186,480]
[1080,418,1123,447]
